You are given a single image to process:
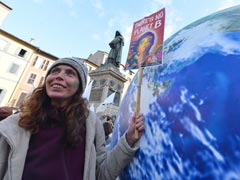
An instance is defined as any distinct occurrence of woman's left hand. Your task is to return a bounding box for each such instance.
[126,113,145,147]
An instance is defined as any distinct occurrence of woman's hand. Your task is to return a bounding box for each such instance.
[126,113,145,147]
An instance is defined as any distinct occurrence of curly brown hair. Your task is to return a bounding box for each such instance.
[18,83,89,147]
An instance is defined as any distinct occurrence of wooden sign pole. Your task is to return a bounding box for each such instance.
[135,66,144,138]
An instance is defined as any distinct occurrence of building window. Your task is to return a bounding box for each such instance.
[9,63,20,74]
[32,56,39,66]
[40,59,46,69]
[0,38,9,51]
[38,76,44,87]
[43,61,49,71]
[46,61,54,72]
[27,73,37,85]
[18,49,27,57]
[32,56,38,66]
[32,56,44,69]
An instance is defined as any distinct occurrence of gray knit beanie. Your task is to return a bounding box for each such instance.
[46,57,88,93]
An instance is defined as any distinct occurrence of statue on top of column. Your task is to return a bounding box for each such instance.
[105,30,124,68]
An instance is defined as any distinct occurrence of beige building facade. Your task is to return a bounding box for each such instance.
[0,29,35,106]
[9,50,58,108]
[0,29,58,107]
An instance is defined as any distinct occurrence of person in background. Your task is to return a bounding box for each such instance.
[103,115,114,129]
[103,121,113,141]
[103,121,114,151]
[0,57,144,180]
[0,106,13,120]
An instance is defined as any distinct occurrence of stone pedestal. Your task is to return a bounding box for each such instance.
[88,63,127,119]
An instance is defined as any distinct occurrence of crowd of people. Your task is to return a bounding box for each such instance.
[0,57,144,180]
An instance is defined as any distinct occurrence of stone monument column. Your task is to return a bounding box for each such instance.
[87,30,127,120]
[88,63,127,119]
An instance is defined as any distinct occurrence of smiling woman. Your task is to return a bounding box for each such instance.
[0,57,145,180]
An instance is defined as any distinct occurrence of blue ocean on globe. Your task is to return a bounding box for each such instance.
[110,5,240,180]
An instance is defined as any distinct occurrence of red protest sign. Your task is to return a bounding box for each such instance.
[125,8,165,70]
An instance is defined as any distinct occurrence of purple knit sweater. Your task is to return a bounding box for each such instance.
[21,108,85,180]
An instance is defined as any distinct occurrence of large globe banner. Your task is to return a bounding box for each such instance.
[111,5,240,180]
